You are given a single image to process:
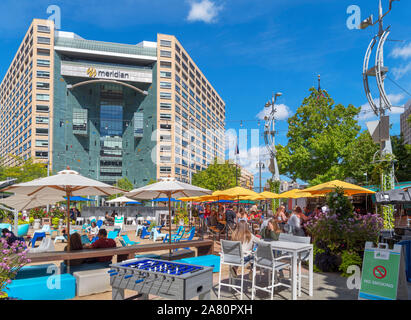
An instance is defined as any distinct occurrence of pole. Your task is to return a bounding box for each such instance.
[66,189,71,274]
[47,112,50,213]
[168,193,172,257]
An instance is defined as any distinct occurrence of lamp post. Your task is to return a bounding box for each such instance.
[256,161,265,193]
[264,92,282,182]
[364,172,369,213]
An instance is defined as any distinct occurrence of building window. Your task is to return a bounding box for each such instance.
[37,59,50,67]
[160,71,171,79]
[36,82,50,90]
[160,113,172,121]
[160,166,172,174]
[133,112,144,137]
[37,25,51,33]
[160,82,172,89]
[36,128,48,135]
[37,48,50,56]
[160,40,172,47]
[160,61,172,68]
[37,37,50,45]
[36,116,49,124]
[160,102,172,110]
[36,94,49,101]
[37,71,50,78]
[35,151,48,158]
[160,92,171,100]
[35,139,48,147]
[160,50,172,58]
[36,105,49,112]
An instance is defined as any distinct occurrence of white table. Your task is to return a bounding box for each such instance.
[268,240,313,300]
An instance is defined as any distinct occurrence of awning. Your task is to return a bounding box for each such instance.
[375,189,411,204]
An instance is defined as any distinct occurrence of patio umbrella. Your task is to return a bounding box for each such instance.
[1,168,124,272]
[302,180,376,196]
[278,189,318,199]
[151,198,182,202]
[259,191,281,199]
[106,196,140,204]
[213,187,260,212]
[126,178,211,256]
[0,194,66,234]
[63,196,95,202]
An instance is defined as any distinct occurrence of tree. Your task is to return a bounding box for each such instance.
[0,156,47,183]
[107,177,134,200]
[277,88,361,185]
[342,131,379,185]
[192,159,239,191]
[391,135,411,182]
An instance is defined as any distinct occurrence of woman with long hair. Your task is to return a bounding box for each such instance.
[64,232,85,266]
[262,218,281,241]
[275,205,287,231]
[237,207,248,222]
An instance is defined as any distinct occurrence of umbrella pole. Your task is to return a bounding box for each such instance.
[67,191,71,274]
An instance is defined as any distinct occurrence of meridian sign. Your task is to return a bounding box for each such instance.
[86,67,130,80]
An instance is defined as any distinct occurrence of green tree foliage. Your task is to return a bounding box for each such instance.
[277,88,361,185]
[192,159,239,191]
[391,135,411,182]
[343,131,379,185]
[107,177,134,200]
[0,156,47,183]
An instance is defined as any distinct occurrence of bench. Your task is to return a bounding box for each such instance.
[26,240,214,264]
[60,261,111,274]
[15,263,57,280]
[73,269,111,297]
[5,273,76,300]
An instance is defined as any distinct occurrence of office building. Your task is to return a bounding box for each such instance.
[0,19,226,187]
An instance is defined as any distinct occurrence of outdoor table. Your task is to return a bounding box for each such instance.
[267,240,313,300]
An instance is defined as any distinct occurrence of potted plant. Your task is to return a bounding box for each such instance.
[0,235,31,299]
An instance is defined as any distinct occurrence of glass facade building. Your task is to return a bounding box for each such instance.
[0,19,226,188]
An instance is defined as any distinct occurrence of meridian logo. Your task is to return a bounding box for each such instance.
[86,67,130,80]
[87,67,97,78]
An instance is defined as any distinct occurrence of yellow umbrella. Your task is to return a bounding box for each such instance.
[303,180,376,196]
[213,187,259,198]
[259,191,282,199]
[239,195,266,201]
[279,189,318,199]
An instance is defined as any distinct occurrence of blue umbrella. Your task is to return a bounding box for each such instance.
[151,198,182,202]
[125,201,142,205]
[64,196,95,202]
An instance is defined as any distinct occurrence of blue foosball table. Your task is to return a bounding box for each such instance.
[108,258,213,300]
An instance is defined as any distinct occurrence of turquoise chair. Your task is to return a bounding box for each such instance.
[107,230,119,240]
[0,223,12,233]
[121,234,140,246]
[17,224,30,237]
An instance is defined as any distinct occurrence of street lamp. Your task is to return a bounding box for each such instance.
[256,161,265,193]
[364,172,368,213]
[263,92,282,182]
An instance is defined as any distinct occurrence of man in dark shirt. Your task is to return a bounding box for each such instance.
[84,229,116,262]
[225,205,237,228]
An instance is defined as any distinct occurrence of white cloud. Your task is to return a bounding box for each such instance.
[234,145,270,175]
[358,93,406,120]
[187,0,222,23]
[392,61,411,80]
[256,104,291,121]
[390,42,411,59]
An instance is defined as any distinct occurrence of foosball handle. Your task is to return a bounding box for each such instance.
[135,279,144,284]
[109,272,118,276]
[124,275,133,279]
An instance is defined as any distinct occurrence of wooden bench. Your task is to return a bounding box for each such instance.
[26,240,214,263]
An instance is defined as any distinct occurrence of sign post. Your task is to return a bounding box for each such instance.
[359,242,408,300]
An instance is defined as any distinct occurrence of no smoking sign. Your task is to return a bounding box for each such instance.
[373,266,387,279]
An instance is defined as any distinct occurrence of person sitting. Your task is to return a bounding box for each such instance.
[1,228,19,246]
[225,205,237,230]
[63,232,85,267]
[261,218,281,241]
[83,229,116,263]
[208,209,218,227]
[230,221,260,276]
[238,207,248,222]
[86,221,99,241]
[287,207,306,236]
[105,211,114,225]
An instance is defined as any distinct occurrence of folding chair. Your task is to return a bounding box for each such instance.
[218,240,252,300]
[251,241,291,300]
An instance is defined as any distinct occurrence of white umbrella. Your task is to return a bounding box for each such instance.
[0,194,65,234]
[1,168,124,271]
[126,178,211,255]
[106,196,139,204]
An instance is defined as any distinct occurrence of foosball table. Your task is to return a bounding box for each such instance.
[108,258,213,300]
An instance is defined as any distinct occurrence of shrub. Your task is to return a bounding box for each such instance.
[174,208,189,225]
[29,208,46,219]
[0,235,31,297]
[338,250,363,277]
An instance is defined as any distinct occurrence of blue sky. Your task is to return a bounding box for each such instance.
[0,0,410,189]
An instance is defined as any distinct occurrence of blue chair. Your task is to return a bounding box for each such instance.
[174,226,184,236]
[181,227,195,241]
[163,232,184,243]
[31,232,46,248]
[121,234,140,246]
[96,220,103,229]
[107,230,119,240]
[140,226,151,239]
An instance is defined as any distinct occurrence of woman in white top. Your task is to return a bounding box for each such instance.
[87,221,99,240]
[230,221,260,277]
